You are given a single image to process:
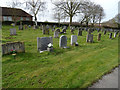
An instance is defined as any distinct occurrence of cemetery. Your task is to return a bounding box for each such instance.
[1,0,120,88]
[2,25,119,88]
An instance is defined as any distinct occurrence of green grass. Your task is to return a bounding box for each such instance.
[2,25,119,88]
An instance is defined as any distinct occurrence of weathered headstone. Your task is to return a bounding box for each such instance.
[109,33,112,39]
[98,33,101,41]
[86,34,93,43]
[37,37,53,52]
[10,28,16,35]
[61,28,66,33]
[71,35,77,45]
[59,35,67,48]
[54,30,59,38]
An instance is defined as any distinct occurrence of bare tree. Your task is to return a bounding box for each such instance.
[53,0,83,26]
[79,0,105,27]
[25,0,46,26]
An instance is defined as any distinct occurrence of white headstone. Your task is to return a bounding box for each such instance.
[71,35,77,45]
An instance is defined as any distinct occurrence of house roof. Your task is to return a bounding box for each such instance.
[1,7,33,17]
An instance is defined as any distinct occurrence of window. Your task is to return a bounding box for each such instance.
[3,16,7,21]
[8,16,12,21]
[21,17,23,20]
[26,17,30,21]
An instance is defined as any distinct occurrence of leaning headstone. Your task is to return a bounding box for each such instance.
[86,34,93,43]
[114,32,117,38]
[71,35,77,45]
[10,28,16,35]
[98,33,101,41]
[54,30,59,38]
[109,33,112,39]
[37,37,53,52]
[104,31,107,35]
[59,35,67,48]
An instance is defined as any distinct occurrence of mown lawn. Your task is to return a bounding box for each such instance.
[2,25,119,88]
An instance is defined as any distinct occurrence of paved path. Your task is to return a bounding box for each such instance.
[89,66,119,88]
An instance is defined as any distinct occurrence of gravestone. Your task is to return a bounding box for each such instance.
[109,33,112,39]
[104,31,107,35]
[71,35,77,45]
[10,28,16,35]
[24,25,28,29]
[88,29,91,34]
[78,29,82,36]
[42,25,46,34]
[71,27,74,34]
[86,34,93,43]
[56,29,60,33]
[61,29,66,33]
[98,33,101,41]
[37,37,53,52]
[114,32,117,38]
[54,30,59,38]
[19,22,23,30]
[28,25,31,28]
[59,35,67,48]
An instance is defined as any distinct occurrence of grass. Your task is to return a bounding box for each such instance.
[2,25,119,88]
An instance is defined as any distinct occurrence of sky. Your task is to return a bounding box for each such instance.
[0,0,120,22]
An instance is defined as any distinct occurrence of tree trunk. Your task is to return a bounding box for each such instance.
[70,15,72,26]
[35,15,37,26]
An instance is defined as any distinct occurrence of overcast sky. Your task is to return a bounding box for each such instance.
[0,0,120,22]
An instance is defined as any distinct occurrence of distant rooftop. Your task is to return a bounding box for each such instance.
[1,7,33,17]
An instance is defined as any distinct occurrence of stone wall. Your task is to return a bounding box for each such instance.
[2,42,25,55]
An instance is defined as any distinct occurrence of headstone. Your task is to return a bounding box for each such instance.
[56,29,60,33]
[10,28,16,35]
[78,29,82,36]
[59,35,67,48]
[114,32,117,38]
[61,29,66,33]
[98,33,101,41]
[42,25,46,34]
[28,25,31,28]
[24,25,28,29]
[19,22,23,30]
[37,37,53,52]
[71,27,74,34]
[88,29,91,34]
[19,25,23,30]
[71,35,77,45]
[86,34,93,43]
[104,31,107,35]
[54,30,59,38]
[109,33,112,39]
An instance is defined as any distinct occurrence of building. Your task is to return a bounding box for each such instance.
[1,7,33,22]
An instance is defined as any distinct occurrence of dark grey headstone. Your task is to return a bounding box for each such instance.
[98,33,101,41]
[37,37,53,51]
[109,33,112,39]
